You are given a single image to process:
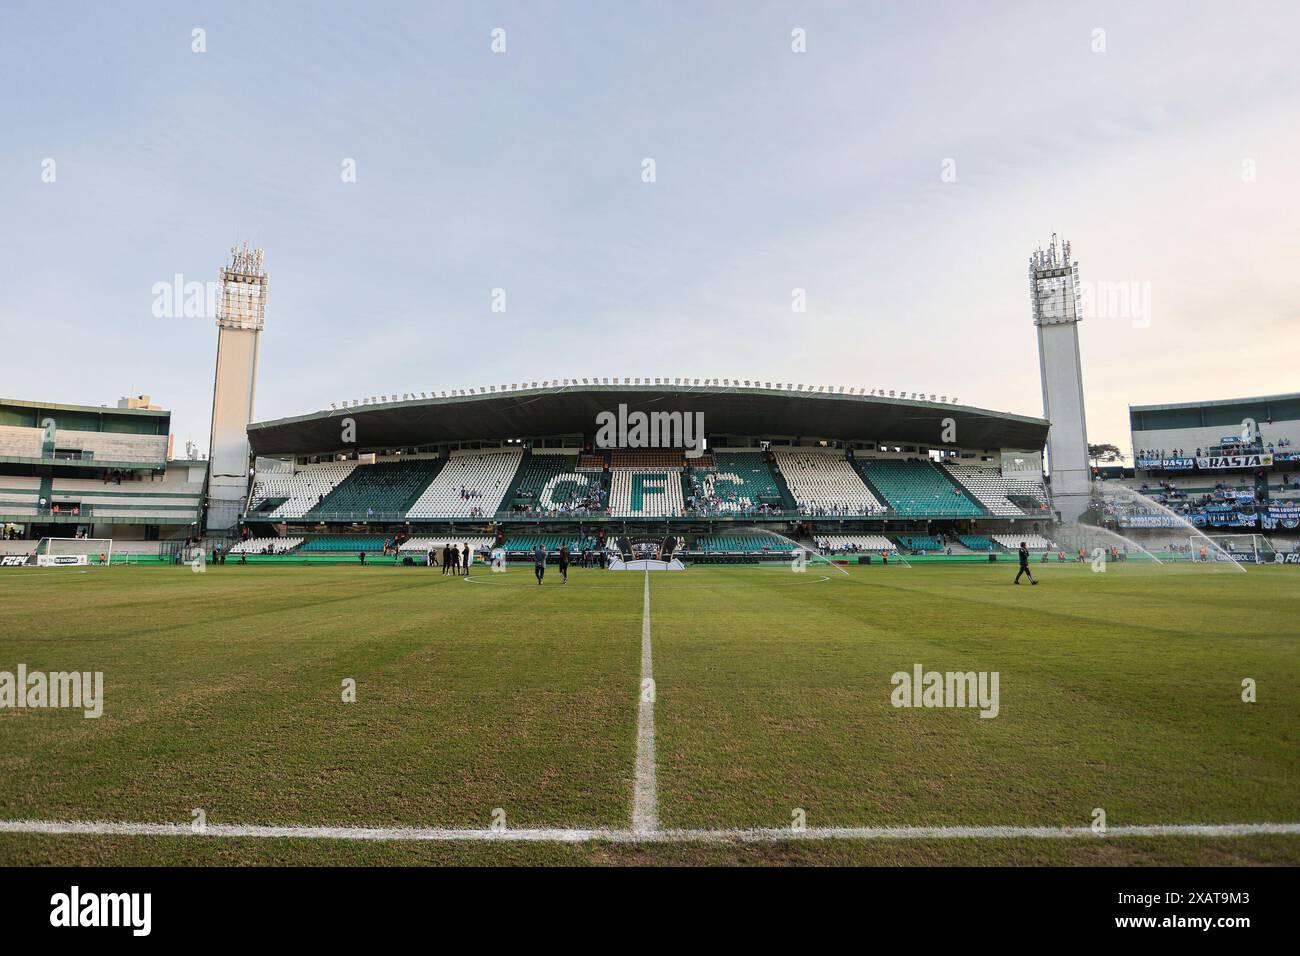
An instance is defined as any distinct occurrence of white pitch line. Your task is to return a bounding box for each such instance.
[1,820,1297,844]
[632,569,658,833]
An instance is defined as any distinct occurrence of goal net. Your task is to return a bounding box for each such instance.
[1204,534,1277,565]
[34,538,114,567]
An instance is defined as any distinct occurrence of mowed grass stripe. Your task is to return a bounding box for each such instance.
[0,566,641,828]
[651,564,1300,830]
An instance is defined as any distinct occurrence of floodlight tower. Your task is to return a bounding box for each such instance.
[205,242,267,532]
[1030,235,1091,523]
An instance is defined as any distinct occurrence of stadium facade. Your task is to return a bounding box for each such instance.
[0,397,205,546]
[1116,392,1300,541]
[234,383,1057,558]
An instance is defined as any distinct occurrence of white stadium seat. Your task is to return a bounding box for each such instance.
[247,461,358,519]
[992,534,1055,551]
[399,536,494,555]
[609,468,685,517]
[405,450,522,518]
[815,534,895,552]
[943,464,1048,516]
[229,536,304,554]
[773,450,884,514]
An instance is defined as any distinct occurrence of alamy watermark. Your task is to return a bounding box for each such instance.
[594,403,705,459]
[50,886,151,936]
[1,665,103,718]
[890,663,999,718]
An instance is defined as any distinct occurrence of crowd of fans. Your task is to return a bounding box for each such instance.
[682,468,781,517]
[514,480,606,516]
[796,502,885,517]
[1138,437,1294,462]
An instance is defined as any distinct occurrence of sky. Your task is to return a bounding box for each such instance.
[2,0,1297,459]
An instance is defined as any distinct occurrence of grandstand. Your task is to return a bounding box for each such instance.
[501,534,597,553]
[398,536,494,556]
[299,535,389,552]
[609,468,685,517]
[229,536,304,554]
[685,451,786,515]
[855,458,984,517]
[307,458,443,521]
[815,534,895,553]
[695,534,785,553]
[405,449,521,518]
[992,533,1055,551]
[224,385,1065,570]
[248,461,358,519]
[942,463,1047,516]
[0,383,1070,563]
[1114,393,1300,544]
[211,384,1065,565]
[0,397,203,547]
[0,475,41,516]
[894,534,942,552]
[773,449,886,515]
[501,452,603,516]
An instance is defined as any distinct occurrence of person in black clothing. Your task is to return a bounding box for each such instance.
[558,544,570,583]
[462,542,471,576]
[1014,541,1037,585]
[359,551,366,565]
[534,545,547,584]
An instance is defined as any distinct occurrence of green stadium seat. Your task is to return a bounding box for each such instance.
[502,535,597,552]
[299,535,388,552]
[500,454,603,516]
[685,453,786,515]
[856,459,985,518]
[894,534,942,551]
[307,459,443,521]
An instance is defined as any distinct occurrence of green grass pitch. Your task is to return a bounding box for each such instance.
[1,560,1297,865]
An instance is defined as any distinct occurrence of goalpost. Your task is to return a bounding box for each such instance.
[1202,533,1276,565]
[34,538,114,567]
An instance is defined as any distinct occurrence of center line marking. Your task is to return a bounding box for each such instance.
[632,569,658,833]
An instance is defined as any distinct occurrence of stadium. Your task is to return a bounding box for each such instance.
[1,237,1298,870]
[234,382,1056,564]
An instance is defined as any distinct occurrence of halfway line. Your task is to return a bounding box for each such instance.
[632,569,658,833]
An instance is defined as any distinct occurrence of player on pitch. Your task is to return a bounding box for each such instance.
[1014,540,1038,585]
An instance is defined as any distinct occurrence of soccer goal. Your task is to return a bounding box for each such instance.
[34,538,114,567]
[1203,533,1276,565]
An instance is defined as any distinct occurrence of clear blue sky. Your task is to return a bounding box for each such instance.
[2,1,1297,456]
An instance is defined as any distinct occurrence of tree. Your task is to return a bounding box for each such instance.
[1088,443,1123,464]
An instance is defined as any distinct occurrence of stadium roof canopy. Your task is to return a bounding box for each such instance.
[0,397,170,432]
[1130,392,1300,432]
[248,385,1049,456]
